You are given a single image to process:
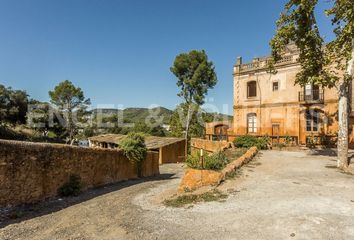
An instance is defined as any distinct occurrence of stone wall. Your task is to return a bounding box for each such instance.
[190,138,232,153]
[0,139,159,207]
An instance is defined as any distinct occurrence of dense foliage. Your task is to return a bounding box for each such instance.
[123,107,172,125]
[233,135,270,150]
[0,79,231,141]
[0,84,28,124]
[49,80,90,143]
[187,151,229,171]
[87,106,231,139]
[27,99,67,139]
[270,0,332,87]
[170,50,218,148]
[119,132,148,177]
[271,0,354,168]
[169,103,203,138]
[0,85,66,142]
[204,152,230,171]
[326,0,354,75]
[90,107,173,125]
[171,50,218,106]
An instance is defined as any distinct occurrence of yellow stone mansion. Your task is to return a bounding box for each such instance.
[206,44,354,146]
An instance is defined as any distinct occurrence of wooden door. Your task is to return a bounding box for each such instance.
[272,124,280,144]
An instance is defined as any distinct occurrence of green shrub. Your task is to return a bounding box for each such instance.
[233,135,269,150]
[119,132,147,177]
[58,174,82,197]
[306,135,317,149]
[233,135,258,148]
[257,136,270,149]
[204,152,229,171]
[186,151,229,171]
[186,152,201,169]
[284,133,292,145]
[319,135,336,148]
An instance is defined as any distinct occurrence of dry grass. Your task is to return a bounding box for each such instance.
[224,148,248,160]
[163,190,228,208]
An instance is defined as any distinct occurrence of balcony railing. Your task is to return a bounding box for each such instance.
[238,55,297,73]
[298,89,324,103]
[204,134,299,145]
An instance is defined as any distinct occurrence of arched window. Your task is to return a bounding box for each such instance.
[247,81,257,97]
[247,113,257,133]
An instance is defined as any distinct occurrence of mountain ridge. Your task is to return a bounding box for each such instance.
[90,107,232,125]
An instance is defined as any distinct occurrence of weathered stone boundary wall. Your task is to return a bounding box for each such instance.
[191,138,232,153]
[0,139,159,207]
[178,147,258,193]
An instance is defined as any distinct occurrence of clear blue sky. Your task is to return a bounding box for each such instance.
[0,0,334,115]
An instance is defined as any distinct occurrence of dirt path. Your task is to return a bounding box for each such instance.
[0,164,185,240]
[1,151,354,240]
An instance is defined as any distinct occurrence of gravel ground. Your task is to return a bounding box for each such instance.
[1,150,354,240]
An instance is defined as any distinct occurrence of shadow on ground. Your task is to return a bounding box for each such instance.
[308,148,354,165]
[0,173,177,228]
[308,148,337,157]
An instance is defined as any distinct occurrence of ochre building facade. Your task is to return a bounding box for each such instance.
[231,45,354,146]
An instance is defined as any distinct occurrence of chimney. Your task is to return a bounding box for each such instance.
[236,56,242,65]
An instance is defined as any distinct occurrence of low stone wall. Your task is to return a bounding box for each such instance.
[0,139,159,207]
[221,147,258,178]
[177,169,223,193]
[191,138,232,153]
[178,147,258,193]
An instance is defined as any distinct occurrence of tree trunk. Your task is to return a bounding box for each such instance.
[184,104,193,158]
[67,103,75,145]
[337,80,349,169]
[68,110,74,145]
[337,42,354,169]
[339,45,354,168]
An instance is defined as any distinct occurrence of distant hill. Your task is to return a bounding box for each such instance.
[90,107,173,124]
[90,107,232,125]
[90,108,120,115]
[122,107,173,124]
[206,112,233,122]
